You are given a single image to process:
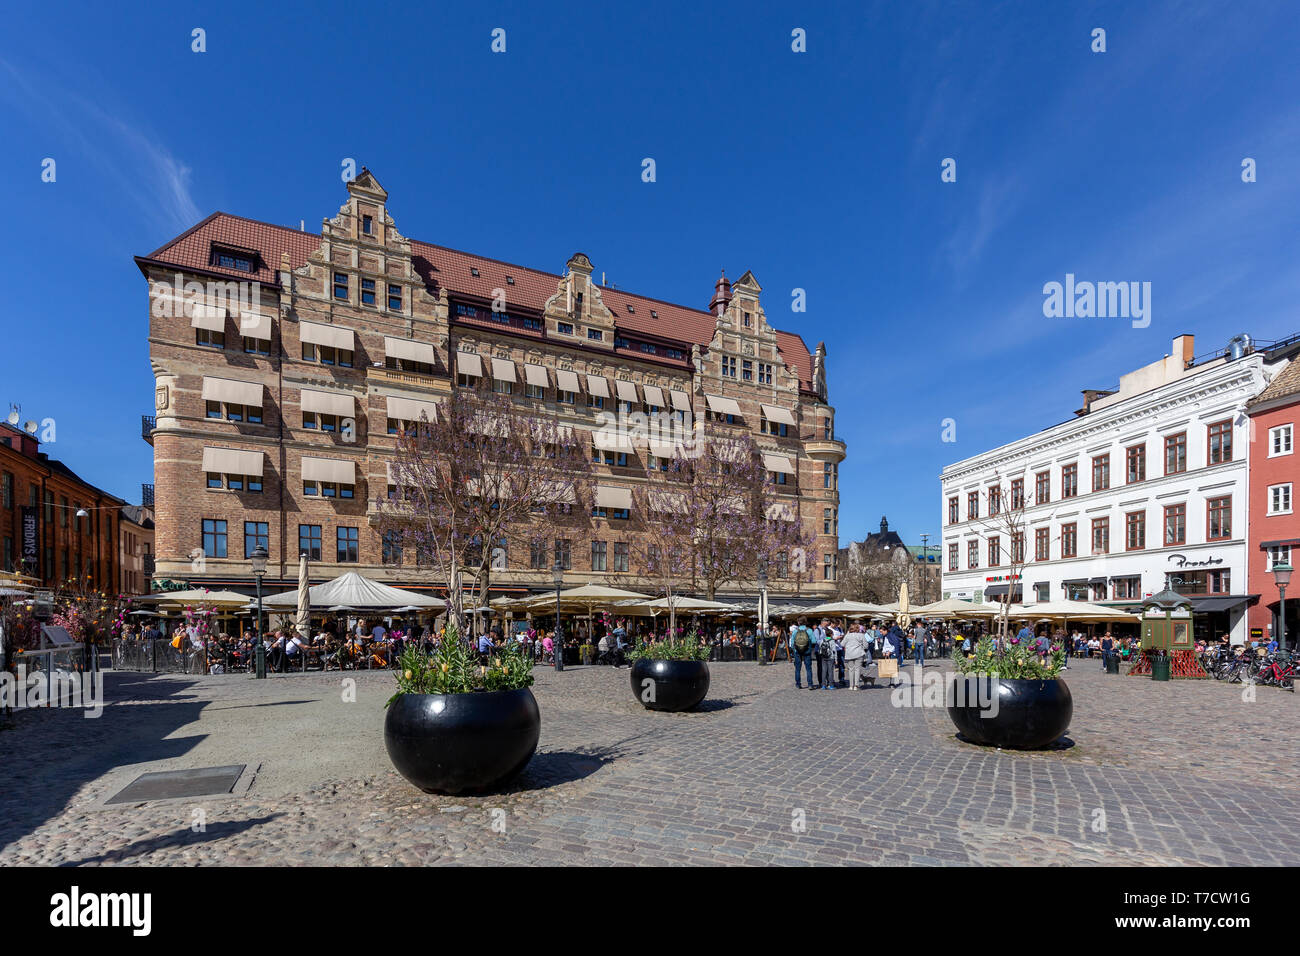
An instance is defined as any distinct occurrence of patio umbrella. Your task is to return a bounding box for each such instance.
[897,582,912,630]
[805,599,886,616]
[296,552,310,639]
[153,589,252,607]
[262,571,441,609]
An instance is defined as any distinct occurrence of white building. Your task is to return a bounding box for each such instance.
[940,333,1293,644]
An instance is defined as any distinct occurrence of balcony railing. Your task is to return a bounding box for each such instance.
[141,483,155,507]
[141,415,156,443]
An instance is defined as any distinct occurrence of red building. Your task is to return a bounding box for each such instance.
[1247,357,1300,645]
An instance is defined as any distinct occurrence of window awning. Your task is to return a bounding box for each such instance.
[302,457,356,484]
[1190,595,1256,614]
[705,394,741,416]
[650,490,688,513]
[594,485,632,510]
[615,380,638,403]
[985,584,1023,599]
[539,480,576,505]
[385,336,435,364]
[455,352,483,378]
[524,364,549,388]
[763,453,795,474]
[669,389,691,411]
[301,388,355,416]
[593,430,634,453]
[643,385,666,407]
[386,396,438,422]
[649,437,682,458]
[718,496,746,515]
[556,369,581,393]
[202,376,262,407]
[190,302,226,332]
[586,375,610,398]
[761,404,796,426]
[489,357,517,383]
[300,321,355,351]
[201,447,263,477]
[766,502,796,521]
[239,311,273,341]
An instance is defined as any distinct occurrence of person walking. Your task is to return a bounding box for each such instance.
[911,621,928,669]
[789,618,815,690]
[1100,631,1114,672]
[843,624,867,690]
[812,620,833,689]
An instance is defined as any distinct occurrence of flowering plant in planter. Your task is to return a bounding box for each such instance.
[952,636,1065,680]
[387,622,532,705]
[628,626,711,662]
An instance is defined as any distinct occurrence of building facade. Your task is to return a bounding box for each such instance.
[137,171,845,598]
[940,333,1300,644]
[118,504,155,597]
[0,422,125,595]
[838,517,941,605]
[1246,355,1300,644]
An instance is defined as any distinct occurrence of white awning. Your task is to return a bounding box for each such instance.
[649,437,682,457]
[201,447,263,477]
[524,364,549,388]
[189,302,226,332]
[302,457,356,484]
[763,453,795,474]
[594,485,633,510]
[615,380,638,403]
[300,321,355,351]
[556,369,581,393]
[718,496,746,515]
[455,352,483,377]
[766,502,797,521]
[491,358,517,383]
[593,430,634,452]
[705,394,742,416]
[239,311,273,340]
[586,375,610,398]
[301,389,355,416]
[202,377,262,407]
[386,396,438,422]
[649,490,688,513]
[761,404,797,426]
[643,385,666,407]
[540,480,577,504]
[669,389,691,411]
[385,336,436,364]
[467,414,509,437]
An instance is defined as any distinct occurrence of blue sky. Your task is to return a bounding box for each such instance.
[2,0,1298,552]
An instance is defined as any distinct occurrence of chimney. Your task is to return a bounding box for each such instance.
[1172,333,1194,368]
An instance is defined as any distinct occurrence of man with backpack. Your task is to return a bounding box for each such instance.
[788,618,815,690]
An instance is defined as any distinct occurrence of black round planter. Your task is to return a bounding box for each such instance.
[946,677,1072,750]
[384,687,540,794]
[630,659,710,712]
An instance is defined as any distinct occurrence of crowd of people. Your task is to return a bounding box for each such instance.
[781,617,955,690]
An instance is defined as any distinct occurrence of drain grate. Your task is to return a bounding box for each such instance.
[105,765,246,804]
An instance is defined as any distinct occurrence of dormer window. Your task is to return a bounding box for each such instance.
[650,310,658,319]
[626,305,635,313]
[362,214,374,235]
[506,276,515,285]
[743,311,752,327]
[210,244,257,273]
[470,267,480,277]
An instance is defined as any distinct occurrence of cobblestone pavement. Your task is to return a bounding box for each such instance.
[1,657,1297,866]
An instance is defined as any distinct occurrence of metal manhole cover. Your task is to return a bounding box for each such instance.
[105,765,246,804]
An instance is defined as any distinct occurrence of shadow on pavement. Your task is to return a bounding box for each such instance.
[57,813,284,867]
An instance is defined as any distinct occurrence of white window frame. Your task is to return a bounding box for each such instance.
[1268,482,1293,516]
[1270,424,1294,458]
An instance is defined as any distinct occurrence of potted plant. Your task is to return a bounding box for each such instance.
[628,628,712,712]
[947,636,1072,749]
[384,623,539,794]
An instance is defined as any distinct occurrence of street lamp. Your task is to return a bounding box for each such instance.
[757,562,769,665]
[552,558,565,671]
[251,545,268,678]
[1273,560,1293,653]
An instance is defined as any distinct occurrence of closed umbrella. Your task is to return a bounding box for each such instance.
[296,552,310,640]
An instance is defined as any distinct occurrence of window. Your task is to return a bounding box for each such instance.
[212,247,255,272]
[1207,496,1232,540]
[1125,511,1145,551]
[303,480,354,499]
[303,342,354,368]
[1113,576,1142,600]
[554,538,572,571]
[761,419,788,437]
[824,464,833,490]
[59,496,67,528]
[1091,517,1109,555]
[333,273,349,300]
[721,357,737,378]
[1207,420,1232,465]
[1011,533,1025,564]
[967,491,979,520]
[1120,444,1144,484]
[1010,479,1024,510]
[1269,483,1293,515]
[43,490,53,523]
[202,519,227,558]
[381,531,402,565]
[1164,503,1186,546]
[1061,523,1077,558]
[967,540,979,569]
[1034,527,1050,561]
[494,378,514,396]
[1268,545,1292,569]
[1061,463,1078,499]
[1164,432,1187,475]
[1,472,10,509]
[758,363,773,385]
[743,311,752,327]
[823,509,833,535]
[243,336,270,355]
[1167,569,1231,595]
[586,393,605,410]
[243,521,269,558]
[1270,424,1293,457]
[362,214,373,235]
[587,328,603,341]
[823,553,834,581]
[948,543,958,571]
[988,487,1001,516]
[1091,454,1110,492]
[987,536,1000,567]
[299,525,322,561]
[388,284,403,311]
[613,542,630,573]
[741,360,753,381]
[529,540,548,570]
[948,496,959,524]
[1035,472,1049,504]
[591,541,607,572]
[336,527,359,563]
[557,322,574,335]
[195,327,225,349]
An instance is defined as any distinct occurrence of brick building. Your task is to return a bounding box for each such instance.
[1246,356,1300,644]
[0,422,125,594]
[118,504,155,597]
[136,170,845,598]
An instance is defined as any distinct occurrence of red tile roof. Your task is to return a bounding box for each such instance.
[1250,356,1300,407]
[140,212,816,391]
